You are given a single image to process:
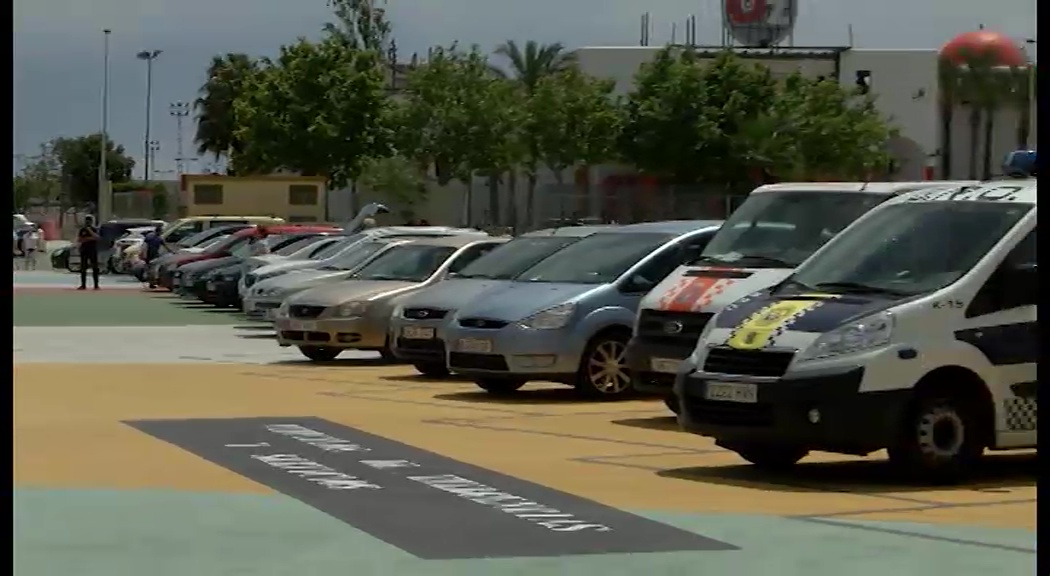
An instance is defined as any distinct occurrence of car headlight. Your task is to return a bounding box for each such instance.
[519,302,576,330]
[796,311,894,363]
[332,301,370,318]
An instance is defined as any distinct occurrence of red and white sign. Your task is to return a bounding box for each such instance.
[723,0,798,47]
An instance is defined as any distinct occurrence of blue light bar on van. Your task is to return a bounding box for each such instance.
[1003,150,1037,178]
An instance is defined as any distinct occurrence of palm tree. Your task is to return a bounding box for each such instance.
[937,59,960,178]
[193,54,259,165]
[493,40,576,230]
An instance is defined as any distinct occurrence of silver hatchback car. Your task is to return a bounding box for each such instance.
[441,220,723,398]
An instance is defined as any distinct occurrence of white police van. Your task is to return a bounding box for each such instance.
[675,166,1036,481]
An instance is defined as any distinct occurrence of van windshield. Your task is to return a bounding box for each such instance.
[789,201,1032,297]
[516,232,672,284]
[454,236,579,280]
[698,191,889,268]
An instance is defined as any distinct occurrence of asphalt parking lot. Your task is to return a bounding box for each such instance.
[14,270,1037,576]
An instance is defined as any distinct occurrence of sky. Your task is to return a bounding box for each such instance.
[13,0,1037,178]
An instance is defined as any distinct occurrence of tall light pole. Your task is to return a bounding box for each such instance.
[136,49,162,181]
[1025,39,1036,147]
[169,101,191,177]
[99,29,112,221]
[148,141,161,178]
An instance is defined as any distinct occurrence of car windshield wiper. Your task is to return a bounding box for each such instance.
[688,255,736,266]
[812,281,912,297]
[733,254,794,267]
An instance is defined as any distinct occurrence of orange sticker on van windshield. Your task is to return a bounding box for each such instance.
[657,276,736,312]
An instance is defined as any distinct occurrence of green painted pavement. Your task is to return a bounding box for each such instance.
[13,489,1035,576]
[14,293,243,327]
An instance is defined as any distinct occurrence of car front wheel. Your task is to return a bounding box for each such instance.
[413,362,450,378]
[732,443,809,471]
[576,330,633,398]
[298,346,341,362]
[475,378,526,395]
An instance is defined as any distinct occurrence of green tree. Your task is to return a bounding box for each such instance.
[325,0,392,54]
[232,36,391,190]
[399,45,525,226]
[194,53,260,161]
[13,144,63,211]
[620,49,779,188]
[528,66,622,223]
[358,154,427,219]
[741,74,895,181]
[51,134,136,206]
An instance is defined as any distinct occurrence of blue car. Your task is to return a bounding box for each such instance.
[389,225,615,377]
[441,220,723,397]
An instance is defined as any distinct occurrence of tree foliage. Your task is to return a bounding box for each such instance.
[493,40,575,92]
[358,155,427,217]
[13,145,62,211]
[51,133,136,206]
[325,0,392,54]
[231,36,391,189]
[194,53,261,161]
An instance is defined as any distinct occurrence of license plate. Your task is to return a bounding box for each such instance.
[703,381,758,403]
[458,338,492,353]
[402,326,435,340]
[650,357,680,374]
[290,321,316,332]
[206,281,216,290]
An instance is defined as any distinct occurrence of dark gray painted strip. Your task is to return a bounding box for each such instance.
[955,322,1038,365]
[125,417,735,559]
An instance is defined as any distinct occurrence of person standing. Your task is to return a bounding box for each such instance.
[77,216,101,290]
[21,225,41,270]
[142,224,167,289]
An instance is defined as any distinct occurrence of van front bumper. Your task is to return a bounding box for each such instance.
[676,367,911,456]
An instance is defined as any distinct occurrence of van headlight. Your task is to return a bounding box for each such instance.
[796,311,894,363]
[519,302,576,330]
[332,301,370,318]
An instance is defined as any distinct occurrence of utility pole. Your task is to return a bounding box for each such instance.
[169,101,191,176]
[99,29,112,222]
[136,49,163,181]
[148,141,161,179]
[1025,39,1037,147]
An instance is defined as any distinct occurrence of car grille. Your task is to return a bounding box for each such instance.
[290,305,326,319]
[403,307,449,320]
[636,310,714,347]
[396,337,446,353]
[702,346,795,378]
[457,317,509,329]
[244,274,258,287]
[448,352,509,371]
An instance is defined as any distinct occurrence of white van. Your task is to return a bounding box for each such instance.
[675,177,1037,481]
[628,181,978,411]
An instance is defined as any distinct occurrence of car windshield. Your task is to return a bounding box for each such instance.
[320,241,389,271]
[516,232,672,284]
[179,228,228,247]
[453,236,579,280]
[350,244,457,282]
[273,235,323,256]
[205,232,252,255]
[789,201,1032,297]
[314,233,366,259]
[698,191,890,268]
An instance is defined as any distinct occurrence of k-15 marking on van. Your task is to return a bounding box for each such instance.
[628,180,977,413]
[675,177,1037,481]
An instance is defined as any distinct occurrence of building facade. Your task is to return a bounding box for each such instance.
[178,175,328,222]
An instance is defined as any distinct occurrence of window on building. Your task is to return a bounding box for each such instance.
[288,215,316,223]
[193,184,224,205]
[289,184,319,206]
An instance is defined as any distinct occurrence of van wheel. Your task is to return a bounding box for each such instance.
[475,378,525,395]
[298,346,341,362]
[733,443,809,470]
[575,329,633,398]
[413,362,450,378]
[664,395,681,415]
[887,392,985,483]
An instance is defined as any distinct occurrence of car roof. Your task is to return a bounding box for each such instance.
[368,226,489,237]
[399,235,510,248]
[751,181,980,196]
[523,225,617,237]
[603,220,723,235]
[264,224,341,234]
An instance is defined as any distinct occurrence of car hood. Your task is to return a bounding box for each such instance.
[246,254,288,267]
[399,278,516,313]
[180,256,240,274]
[253,259,323,277]
[641,266,794,313]
[453,281,599,322]
[253,269,352,294]
[288,279,420,307]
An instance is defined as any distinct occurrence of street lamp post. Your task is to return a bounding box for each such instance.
[169,101,191,177]
[99,29,112,222]
[1025,39,1036,147]
[136,49,163,181]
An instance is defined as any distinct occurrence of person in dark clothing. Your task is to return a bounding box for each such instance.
[76,216,101,290]
[142,224,167,289]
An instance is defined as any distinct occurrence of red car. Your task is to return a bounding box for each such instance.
[156,224,341,290]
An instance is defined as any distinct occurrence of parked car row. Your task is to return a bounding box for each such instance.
[125,154,1039,481]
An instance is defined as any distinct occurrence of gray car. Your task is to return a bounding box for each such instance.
[274,235,509,362]
[389,225,615,376]
[440,220,724,397]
